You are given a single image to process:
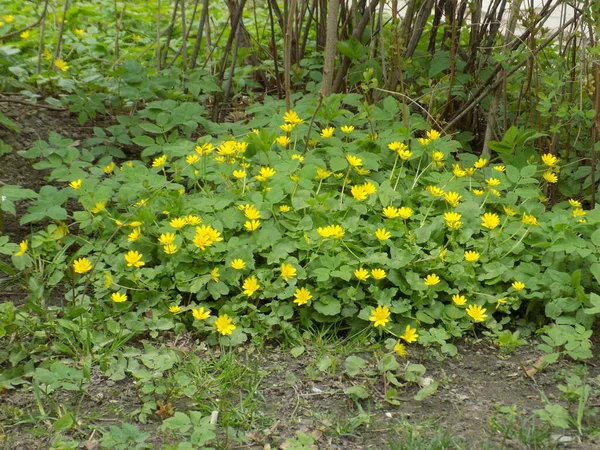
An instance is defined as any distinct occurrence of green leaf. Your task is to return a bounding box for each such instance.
[378,354,400,372]
[0,111,20,132]
[161,412,192,432]
[590,263,600,284]
[584,293,600,315]
[132,135,156,147]
[290,346,305,358]
[139,122,163,134]
[344,385,370,399]
[336,37,367,60]
[591,229,600,247]
[313,297,341,315]
[414,381,439,401]
[345,356,367,377]
[54,413,75,431]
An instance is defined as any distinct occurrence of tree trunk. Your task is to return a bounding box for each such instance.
[320,0,339,96]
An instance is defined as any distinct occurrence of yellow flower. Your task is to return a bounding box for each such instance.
[375,228,391,241]
[474,158,488,169]
[320,127,334,138]
[496,297,508,308]
[494,165,506,172]
[426,129,441,141]
[258,167,276,180]
[195,143,214,155]
[424,274,440,286]
[73,257,93,274]
[382,206,400,219]
[481,212,500,230]
[243,206,260,220]
[371,268,386,280]
[316,168,332,180]
[472,188,484,196]
[466,304,487,322]
[90,202,106,214]
[486,178,501,187]
[428,186,445,197]
[242,276,260,297]
[163,244,178,254]
[293,287,312,306]
[214,314,236,335]
[543,171,558,183]
[210,267,220,282]
[281,263,297,282]
[452,294,467,306]
[346,155,363,168]
[388,141,408,152]
[359,183,375,196]
[129,221,143,228]
[397,148,412,160]
[439,248,448,262]
[279,205,291,212]
[69,179,83,190]
[124,250,145,268]
[74,28,84,36]
[15,240,28,256]
[394,341,407,357]
[186,154,200,165]
[453,164,467,178]
[444,191,462,207]
[20,30,30,39]
[354,267,370,281]
[400,325,419,343]
[369,305,390,327]
[244,219,261,231]
[397,207,413,219]
[111,292,127,303]
[568,198,582,208]
[103,162,116,174]
[430,152,444,165]
[192,307,210,320]
[464,250,480,262]
[158,233,175,245]
[3,15,14,23]
[101,272,113,289]
[351,185,368,201]
[169,217,187,229]
[231,259,246,270]
[283,110,303,125]
[184,215,202,226]
[503,205,517,216]
[169,305,182,313]
[289,175,299,183]
[192,225,222,250]
[276,136,291,147]
[572,208,586,218]
[418,138,430,146]
[512,281,525,291]
[152,154,167,167]
[280,123,294,133]
[341,125,354,134]
[316,225,344,239]
[128,227,142,242]
[444,211,462,230]
[54,59,69,72]
[522,213,539,226]
[291,154,304,163]
[541,153,558,167]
